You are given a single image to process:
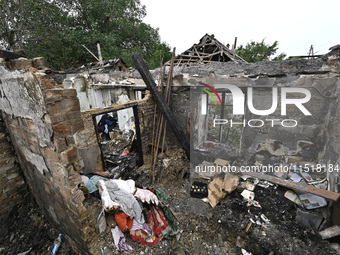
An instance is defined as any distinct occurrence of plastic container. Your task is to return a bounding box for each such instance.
[51,233,62,254]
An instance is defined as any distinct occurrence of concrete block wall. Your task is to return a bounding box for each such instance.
[0,113,28,218]
[0,58,103,254]
[167,56,340,191]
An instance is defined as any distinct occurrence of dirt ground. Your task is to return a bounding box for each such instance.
[0,194,76,255]
[1,148,340,255]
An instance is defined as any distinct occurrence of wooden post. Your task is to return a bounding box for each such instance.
[132,53,190,160]
[233,37,238,50]
[132,105,143,166]
[97,41,103,65]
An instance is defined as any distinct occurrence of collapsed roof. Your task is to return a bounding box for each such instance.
[170,33,247,66]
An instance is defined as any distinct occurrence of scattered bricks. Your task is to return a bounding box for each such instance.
[10,57,32,70]
[54,138,67,152]
[42,147,60,162]
[61,147,78,165]
[32,57,48,69]
[53,122,73,138]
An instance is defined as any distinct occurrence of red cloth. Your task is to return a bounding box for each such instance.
[115,212,133,232]
[130,206,168,246]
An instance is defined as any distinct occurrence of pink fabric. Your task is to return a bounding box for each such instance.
[134,188,159,205]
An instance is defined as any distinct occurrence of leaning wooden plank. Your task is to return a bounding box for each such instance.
[246,171,340,201]
[132,53,190,160]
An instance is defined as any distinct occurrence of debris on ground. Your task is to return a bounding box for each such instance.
[3,146,340,255]
[0,196,75,255]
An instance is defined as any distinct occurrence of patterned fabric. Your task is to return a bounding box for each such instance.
[155,189,179,239]
[130,205,168,246]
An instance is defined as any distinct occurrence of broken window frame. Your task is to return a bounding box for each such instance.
[205,91,244,150]
[92,103,143,170]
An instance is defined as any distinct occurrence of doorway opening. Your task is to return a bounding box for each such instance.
[92,104,143,178]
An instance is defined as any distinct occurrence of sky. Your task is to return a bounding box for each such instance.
[140,0,340,58]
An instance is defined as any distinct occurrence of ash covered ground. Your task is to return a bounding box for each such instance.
[1,148,340,255]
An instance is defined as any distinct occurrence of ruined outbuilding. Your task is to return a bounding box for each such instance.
[1,44,340,254]
[169,33,247,66]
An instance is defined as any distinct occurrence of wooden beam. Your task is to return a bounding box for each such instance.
[132,53,190,159]
[288,55,323,59]
[133,105,143,166]
[246,171,340,201]
[193,46,203,61]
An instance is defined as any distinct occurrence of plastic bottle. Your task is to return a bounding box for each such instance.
[51,233,62,254]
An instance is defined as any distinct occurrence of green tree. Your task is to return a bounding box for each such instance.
[236,39,286,63]
[0,0,170,69]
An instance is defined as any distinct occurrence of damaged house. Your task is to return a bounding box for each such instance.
[1,40,340,255]
[169,33,247,66]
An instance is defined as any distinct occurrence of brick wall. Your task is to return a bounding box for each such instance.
[0,113,28,218]
[137,92,157,154]
[0,58,103,254]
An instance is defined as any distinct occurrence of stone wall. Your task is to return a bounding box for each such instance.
[0,59,102,254]
[0,113,28,218]
[0,55,159,253]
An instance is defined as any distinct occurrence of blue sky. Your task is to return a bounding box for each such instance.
[140,0,340,58]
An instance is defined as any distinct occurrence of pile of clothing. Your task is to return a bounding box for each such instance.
[91,178,178,251]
